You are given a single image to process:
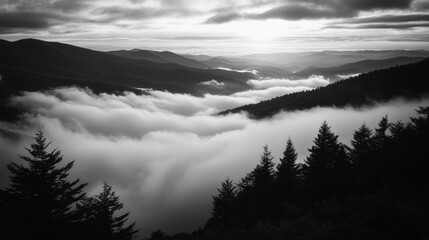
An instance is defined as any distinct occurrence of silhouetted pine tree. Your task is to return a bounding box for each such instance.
[276,138,300,202]
[302,121,349,201]
[236,146,277,223]
[349,123,373,165]
[373,115,390,149]
[238,145,276,192]
[410,106,429,134]
[211,178,236,222]
[348,123,375,194]
[0,130,87,239]
[77,182,138,240]
[253,145,276,190]
[147,230,168,240]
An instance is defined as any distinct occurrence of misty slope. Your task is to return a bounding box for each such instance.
[0,38,253,121]
[108,49,210,69]
[295,56,425,80]
[198,57,294,78]
[0,39,252,95]
[185,50,429,79]
[242,50,429,68]
[221,59,429,118]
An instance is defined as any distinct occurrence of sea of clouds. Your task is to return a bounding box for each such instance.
[1,80,428,237]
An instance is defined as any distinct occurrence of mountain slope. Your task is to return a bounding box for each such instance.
[108,49,210,69]
[220,59,429,119]
[242,50,429,68]
[0,38,255,122]
[0,39,253,95]
[295,56,424,80]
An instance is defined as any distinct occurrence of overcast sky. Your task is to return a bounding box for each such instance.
[1,0,429,54]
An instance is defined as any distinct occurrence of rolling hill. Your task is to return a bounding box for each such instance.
[0,38,253,121]
[220,58,429,119]
[241,50,429,68]
[0,38,253,96]
[294,56,425,80]
[108,49,210,69]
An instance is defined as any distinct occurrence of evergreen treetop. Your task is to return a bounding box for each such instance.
[6,130,87,219]
[77,182,138,240]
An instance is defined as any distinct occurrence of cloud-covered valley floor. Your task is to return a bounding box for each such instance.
[1,85,428,237]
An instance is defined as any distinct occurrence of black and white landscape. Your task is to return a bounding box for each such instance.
[1,1,429,239]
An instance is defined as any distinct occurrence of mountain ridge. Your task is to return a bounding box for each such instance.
[220,58,429,119]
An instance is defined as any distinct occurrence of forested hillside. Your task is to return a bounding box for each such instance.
[148,106,429,240]
[221,59,429,118]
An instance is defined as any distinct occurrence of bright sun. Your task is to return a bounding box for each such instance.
[233,20,285,41]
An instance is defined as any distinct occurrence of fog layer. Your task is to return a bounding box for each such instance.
[0,87,427,237]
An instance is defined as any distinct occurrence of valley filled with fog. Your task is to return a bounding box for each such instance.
[2,0,429,238]
[1,82,427,235]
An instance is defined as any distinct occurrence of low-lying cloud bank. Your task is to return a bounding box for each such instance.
[214,67,259,75]
[247,75,330,89]
[1,87,428,237]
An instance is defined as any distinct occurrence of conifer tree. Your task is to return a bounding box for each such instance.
[373,115,390,149]
[1,130,87,239]
[212,178,236,221]
[276,138,300,202]
[390,121,407,139]
[349,123,373,165]
[77,182,138,240]
[410,106,429,133]
[302,121,349,200]
[253,145,276,189]
[238,145,276,192]
[236,146,277,221]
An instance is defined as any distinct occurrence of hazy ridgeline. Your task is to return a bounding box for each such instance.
[2,0,429,238]
[1,105,428,239]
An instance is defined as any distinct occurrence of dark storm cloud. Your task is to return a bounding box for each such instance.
[329,13,429,29]
[206,0,416,23]
[206,12,242,24]
[92,6,158,22]
[0,0,196,33]
[413,0,429,10]
[340,14,429,24]
[0,0,87,33]
[3,0,89,13]
[92,3,197,22]
[250,4,354,20]
[51,0,89,13]
[330,22,429,29]
[0,10,71,33]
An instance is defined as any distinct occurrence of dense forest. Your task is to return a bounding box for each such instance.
[1,106,428,240]
[220,59,429,119]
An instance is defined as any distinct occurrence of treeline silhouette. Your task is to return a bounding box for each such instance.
[149,107,429,240]
[220,58,429,119]
[1,107,429,240]
[0,131,138,240]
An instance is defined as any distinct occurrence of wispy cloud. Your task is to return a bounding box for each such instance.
[206,0,415,23]
[247,75,330,89]
[329,13,429,30]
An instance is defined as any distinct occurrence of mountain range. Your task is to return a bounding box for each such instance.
[109,49,210,69]
[0,38,252,97]
[220,59,429,118]
[1,38,428,122]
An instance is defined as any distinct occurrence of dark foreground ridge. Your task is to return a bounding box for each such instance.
[1,107,428,239]
[148,107,429,239]
[220,58,429,119]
